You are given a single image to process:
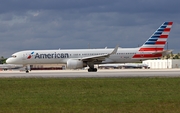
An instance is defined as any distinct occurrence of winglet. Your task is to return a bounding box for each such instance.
[111,45,119,54]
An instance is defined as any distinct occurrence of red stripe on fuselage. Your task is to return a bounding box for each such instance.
[133,53,162,58]
[139,48,163,51]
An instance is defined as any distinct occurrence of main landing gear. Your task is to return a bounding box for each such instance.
[87,62,97,72]
[88,68,97,72]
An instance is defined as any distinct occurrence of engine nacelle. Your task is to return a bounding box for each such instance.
[67,59,86,69]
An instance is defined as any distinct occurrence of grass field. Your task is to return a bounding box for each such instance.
[0,77,180,113]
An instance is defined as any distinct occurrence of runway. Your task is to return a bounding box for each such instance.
[0,69,180,78]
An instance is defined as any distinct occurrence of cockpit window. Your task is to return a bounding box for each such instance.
[11,55,17,58]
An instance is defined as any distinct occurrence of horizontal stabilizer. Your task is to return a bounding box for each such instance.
[152,50,173,56]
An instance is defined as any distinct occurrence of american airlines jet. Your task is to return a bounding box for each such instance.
[6,22,173,72]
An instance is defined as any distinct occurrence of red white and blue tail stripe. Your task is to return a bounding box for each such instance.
[133,22,173,58]
[140,22,173,51]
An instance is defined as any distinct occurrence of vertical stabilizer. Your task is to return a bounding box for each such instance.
[140,22,173,52]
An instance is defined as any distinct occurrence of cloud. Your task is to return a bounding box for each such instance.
[0,0,180,57]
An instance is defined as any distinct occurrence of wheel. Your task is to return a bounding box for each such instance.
[94,68,97,72]
[26,70,29,73]
[88,68,92,72]
[88,68,97,72]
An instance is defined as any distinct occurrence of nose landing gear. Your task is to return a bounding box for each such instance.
[25,65,31,73]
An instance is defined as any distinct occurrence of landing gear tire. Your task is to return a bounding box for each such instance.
[88,68,97,72]
[26,70,29,73]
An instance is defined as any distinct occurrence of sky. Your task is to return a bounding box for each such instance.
[0,0,180,58]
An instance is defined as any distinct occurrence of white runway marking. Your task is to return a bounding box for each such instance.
[0,69,180,78]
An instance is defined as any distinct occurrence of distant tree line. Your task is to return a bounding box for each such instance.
[0,56,7,64]
[162,52,180,59]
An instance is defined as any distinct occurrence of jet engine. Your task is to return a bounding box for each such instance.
[67,59,86,69]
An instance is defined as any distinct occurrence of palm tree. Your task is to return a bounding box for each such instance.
[173,55,179,59]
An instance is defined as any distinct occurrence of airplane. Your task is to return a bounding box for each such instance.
[6,22,173,73]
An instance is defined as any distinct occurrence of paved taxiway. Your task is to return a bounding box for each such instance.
[0,69,180,78]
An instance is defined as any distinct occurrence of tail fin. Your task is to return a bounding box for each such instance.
[140,22,173,52]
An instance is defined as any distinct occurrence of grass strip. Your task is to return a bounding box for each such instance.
[0,77,180,113]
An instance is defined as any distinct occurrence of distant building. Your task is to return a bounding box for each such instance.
[143,59,180,69]
[31,64,65,70]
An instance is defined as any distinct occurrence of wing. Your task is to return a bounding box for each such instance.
[75,45,119,62]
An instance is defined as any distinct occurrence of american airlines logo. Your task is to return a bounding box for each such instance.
[27,52,34,59]
[34,52,69,59]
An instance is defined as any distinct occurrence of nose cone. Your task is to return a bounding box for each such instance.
[6,58,18,64]
[6,58,11,64]
[6,56,22,64]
